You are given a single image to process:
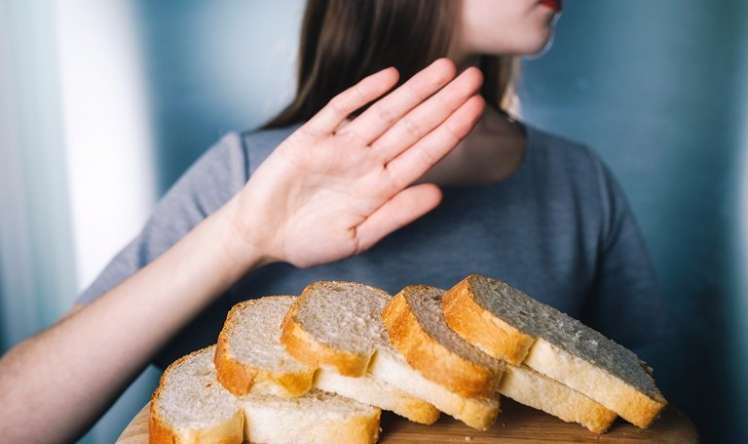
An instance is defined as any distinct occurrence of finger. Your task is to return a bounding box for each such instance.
[354,183,442,253]
[342,58,456,144]
[385,95,485,189]
[372,66,483,163]
[302,67,399,137]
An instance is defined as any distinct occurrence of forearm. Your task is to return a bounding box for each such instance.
[0,198,265,443]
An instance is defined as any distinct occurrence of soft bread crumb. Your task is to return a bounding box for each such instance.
[295,281,392,355]
[227,296,310,373]
[157,347,239,427]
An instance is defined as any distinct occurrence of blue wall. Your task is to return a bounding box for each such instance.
[521,1,748,442]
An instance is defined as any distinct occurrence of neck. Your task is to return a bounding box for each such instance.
[416,96,526,187]
[413,50,526,186]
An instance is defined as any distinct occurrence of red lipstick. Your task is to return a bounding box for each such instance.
[539,0,562,12]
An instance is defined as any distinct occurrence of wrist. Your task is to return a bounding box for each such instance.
[212,196,278,276]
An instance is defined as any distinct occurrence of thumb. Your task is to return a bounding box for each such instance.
[354,183,442,253]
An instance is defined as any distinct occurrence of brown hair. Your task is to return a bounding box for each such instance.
[261,0,517,130]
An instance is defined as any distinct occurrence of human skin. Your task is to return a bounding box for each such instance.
[0,2,558,442]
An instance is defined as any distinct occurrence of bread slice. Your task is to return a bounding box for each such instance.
[215,296,316,397]
[442,274,667,428]
[241,389,381,444]
[151,345,381,444]
[149,347,245,444]
[385,285,618,434]
[281,281,441,425]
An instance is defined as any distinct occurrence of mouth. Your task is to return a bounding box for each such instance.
[538,0,562,13]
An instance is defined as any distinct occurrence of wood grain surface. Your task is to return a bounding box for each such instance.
[116,398,698,443]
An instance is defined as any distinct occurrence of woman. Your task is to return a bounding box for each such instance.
[0,0,668,442]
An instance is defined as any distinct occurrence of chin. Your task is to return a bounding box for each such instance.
[514,28,554,55]
[473,24,556,57]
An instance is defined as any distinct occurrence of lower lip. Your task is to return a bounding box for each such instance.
[539,0,562,12]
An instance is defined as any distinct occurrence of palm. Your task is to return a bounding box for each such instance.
[234,59,485,268]
[254,130,404,265]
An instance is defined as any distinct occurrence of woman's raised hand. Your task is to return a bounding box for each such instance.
[227,58,485,268]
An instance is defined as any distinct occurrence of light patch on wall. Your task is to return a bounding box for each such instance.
[54,0,156,291]
[195,0,302,119]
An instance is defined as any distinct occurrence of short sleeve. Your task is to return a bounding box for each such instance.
[580,156,673,367]
[75,133,249,305]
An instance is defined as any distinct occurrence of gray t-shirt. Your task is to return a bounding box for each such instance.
[77,122,668,370]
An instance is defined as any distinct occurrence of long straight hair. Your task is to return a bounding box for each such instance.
[261,0,517,130]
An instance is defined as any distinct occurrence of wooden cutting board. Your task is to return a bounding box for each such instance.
[116,398,698,443]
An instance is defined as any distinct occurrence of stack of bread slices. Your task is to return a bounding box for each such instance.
[150,274,667,443]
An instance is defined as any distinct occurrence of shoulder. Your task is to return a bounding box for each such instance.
[523,123,630,238]
[524,123,620,199]
[190,131,248,187]
[524,123,608,181]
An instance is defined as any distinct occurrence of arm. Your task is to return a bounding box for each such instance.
[0,201,265,443]
[0,58,485,443]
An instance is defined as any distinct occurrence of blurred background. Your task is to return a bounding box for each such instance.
[1,0,746,442]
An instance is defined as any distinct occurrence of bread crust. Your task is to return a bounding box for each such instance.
[395,398,441,425]
[150,348,244,444]
[382,286,502,398]
[149,398,180,444]
[327,409,382,444]
[443,276,536,364]
[281,289,373,377]
[215,299,316,397]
